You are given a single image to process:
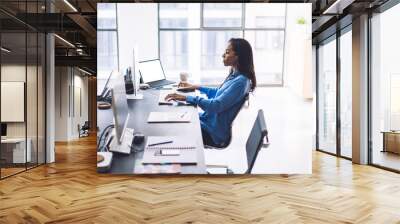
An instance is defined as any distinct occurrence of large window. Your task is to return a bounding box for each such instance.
[97,3,118,95]
[316,27,353,159]
[340,28,352,158]
[317,36,337,155]
[371,3,400,171]
[159,3,287,85]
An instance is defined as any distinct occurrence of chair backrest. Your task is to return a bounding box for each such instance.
[245,109,269,174]
[82,121,90,130]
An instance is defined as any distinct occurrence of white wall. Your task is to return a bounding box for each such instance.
[55,67,68,141]
[54,67,89,141]
[283,3,312,99]
[1,65,33,137]
[117,3,158,71]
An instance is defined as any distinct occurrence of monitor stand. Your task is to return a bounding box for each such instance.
[109,128,134,154]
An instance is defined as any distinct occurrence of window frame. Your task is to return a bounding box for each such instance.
[158,3,287,87]
[368,0,400,173]
[315,24,353,161]
[97,3,119,76]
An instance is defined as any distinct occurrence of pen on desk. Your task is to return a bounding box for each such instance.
[148,140,173,147]
[180,111,187,118]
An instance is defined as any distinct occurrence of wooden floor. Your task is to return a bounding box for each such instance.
[1,136,400,223]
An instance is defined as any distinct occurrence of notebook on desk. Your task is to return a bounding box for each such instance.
[147,111,192,123]
[142,136,197,164]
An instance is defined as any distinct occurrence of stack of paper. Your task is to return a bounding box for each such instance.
[147,111,192,123]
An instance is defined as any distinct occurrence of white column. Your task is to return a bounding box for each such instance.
[46,32,55,163]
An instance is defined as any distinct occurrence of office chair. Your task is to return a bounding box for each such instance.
[79,121,90,138]
[244,109,269,174]
[204,93,249,149]
[206,109,269,174]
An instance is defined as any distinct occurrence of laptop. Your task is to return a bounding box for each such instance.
[139,59,175,88]
[142,136,198,164]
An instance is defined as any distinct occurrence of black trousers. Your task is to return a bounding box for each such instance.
[201,128,226,148]
[201,128,217,146]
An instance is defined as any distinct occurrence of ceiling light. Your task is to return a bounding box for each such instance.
[78,67,92,76]
[1,47,11,53]
[323,0,355,15]
[63,0,78,12]
[54,34,75,48]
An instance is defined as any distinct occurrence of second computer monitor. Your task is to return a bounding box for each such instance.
[111,72,130,144]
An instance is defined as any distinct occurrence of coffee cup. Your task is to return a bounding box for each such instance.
[180,72,189,83]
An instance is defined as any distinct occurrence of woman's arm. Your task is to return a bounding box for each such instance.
[186,78,248,113]
[179,82,218,99]
[198,86,218,99]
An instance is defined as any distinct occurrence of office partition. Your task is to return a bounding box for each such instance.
[0,1,47,179]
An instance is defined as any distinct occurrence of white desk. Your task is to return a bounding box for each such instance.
[1,138,31,163]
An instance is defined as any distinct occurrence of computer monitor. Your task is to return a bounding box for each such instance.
[98,70,119,100]
[124,47,141,96]
[1,123,7,137]
[139,59,166,83]
[111,72,130,144]
[132,48,140,95]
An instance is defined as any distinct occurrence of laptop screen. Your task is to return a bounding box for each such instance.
[139,59,166,83]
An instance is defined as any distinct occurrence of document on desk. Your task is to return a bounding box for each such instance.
[147,111,192,123]
[142,136,197,164]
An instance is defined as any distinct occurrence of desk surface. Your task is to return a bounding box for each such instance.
[97,89,206,174]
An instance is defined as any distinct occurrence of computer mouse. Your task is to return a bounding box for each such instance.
[133,133,145,144]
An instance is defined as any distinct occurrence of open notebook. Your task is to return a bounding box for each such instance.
[142,136,197,164]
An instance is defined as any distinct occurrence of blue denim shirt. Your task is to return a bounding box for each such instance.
[186,72,251,145]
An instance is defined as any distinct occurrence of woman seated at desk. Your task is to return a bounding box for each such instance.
[165,38,257,148]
